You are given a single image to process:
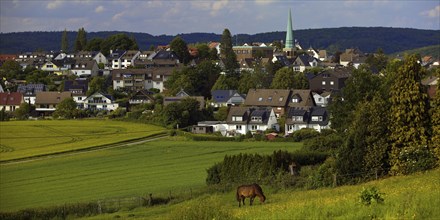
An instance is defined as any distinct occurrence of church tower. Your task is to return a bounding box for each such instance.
[283,9,295,58]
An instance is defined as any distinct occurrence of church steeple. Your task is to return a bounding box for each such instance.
[283,9,295,58]
[285,9,294,49]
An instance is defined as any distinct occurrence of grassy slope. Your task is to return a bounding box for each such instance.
[0,120,165,161]
[84,168,440,220]
[0,138,302,211]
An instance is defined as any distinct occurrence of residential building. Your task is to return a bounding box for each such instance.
[233,45,274,61]
[292,54,319,72]
[83,92,118,111]
[211,90,246,108]
[244,89,291,117]
[225,106,278,136]
[108,50,126,69]
[129,90,155,105]
[17,84,46,104]
[313,91,331,107]
[35,91,72,115]
[340,48,366,68]
[285,106,330,134]
[309,67,351,93]
[64,79,88,109]
[70,60,99,77]
[0,92,24,111]
[422,75,438,99]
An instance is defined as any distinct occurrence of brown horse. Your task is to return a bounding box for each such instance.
[236,183,266,207]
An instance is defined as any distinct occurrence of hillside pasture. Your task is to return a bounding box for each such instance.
[0,139,302,211]
[83,168,440,219]
[0,120,165,161]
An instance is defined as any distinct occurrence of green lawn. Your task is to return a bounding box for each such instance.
[0,120,165,161]
[0,138,302,211]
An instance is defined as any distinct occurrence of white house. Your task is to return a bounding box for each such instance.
[225,106,278,136]
[70,60,99,77]
[83,92,118,111]
[313,91,331,107]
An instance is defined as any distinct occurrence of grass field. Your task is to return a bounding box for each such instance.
[0,120,165,161]
[82,168,440,220]
[0,137,302,211]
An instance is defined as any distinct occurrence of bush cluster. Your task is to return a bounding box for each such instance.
[206,150,328,187]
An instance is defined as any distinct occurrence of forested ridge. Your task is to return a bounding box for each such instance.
[1,27,438,54]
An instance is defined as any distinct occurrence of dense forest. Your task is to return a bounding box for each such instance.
[1,27,439,54]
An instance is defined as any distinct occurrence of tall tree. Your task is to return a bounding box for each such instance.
[170,36,190,64]
[430,68,440,165]
[85,38,103,51]
[388,55,433,175]
[220,29,239,78]
[53,98,78,119]
[61,29,68,52]
[74,27,87,52]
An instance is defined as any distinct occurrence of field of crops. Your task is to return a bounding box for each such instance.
[0,120,165,161]
[0,136,302,211]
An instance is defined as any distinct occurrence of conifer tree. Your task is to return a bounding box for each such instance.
[61,29,68,52]
[74,27,87,52]
[388,55,433,174]
[430,68,440,164]
[220,29,239,78]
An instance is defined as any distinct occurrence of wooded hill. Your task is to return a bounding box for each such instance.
[0,27,439,54]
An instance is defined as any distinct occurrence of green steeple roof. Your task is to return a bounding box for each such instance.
[285,9,294,49]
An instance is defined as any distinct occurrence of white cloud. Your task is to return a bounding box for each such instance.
[421,5,440,18]
[255,0,275,5]
[46,0,63,10]
[211,0,229,16]
[112,11,125,21]
[95,5,104,13]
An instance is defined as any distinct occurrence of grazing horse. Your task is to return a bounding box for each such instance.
[236,183,266,207]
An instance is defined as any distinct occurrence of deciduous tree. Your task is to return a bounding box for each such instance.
[170,36,190,64]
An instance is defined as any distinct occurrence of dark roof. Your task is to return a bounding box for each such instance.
[285,106,329,126]
[17,84,46,95]
[151,50,180,60]
[226,106,250,124]
[35,92,72,104]
[64,79,88,93]
[288,89,316,108]
[212,90,238,103]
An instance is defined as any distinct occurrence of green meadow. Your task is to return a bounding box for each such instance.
[0,135,302,211]
[83,168,440,220]
[0,120,165,161]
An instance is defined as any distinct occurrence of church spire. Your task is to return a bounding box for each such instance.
[285,8,294,49]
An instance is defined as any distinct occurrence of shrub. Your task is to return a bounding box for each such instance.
[359,186,384,205]
[303,133,344,153]
[291,128,320,142]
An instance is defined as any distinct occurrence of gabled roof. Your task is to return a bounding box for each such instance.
[85,91,115,101]
[248,108,272,125]
[130,90,154,101]
[226,106,250,124]
[244,89,291,107]
[0,92,23,106]
[288,89,316,108]
[312,67,351,80]
[421,76,438,86]
[148,50,180,60]
[163,96,205,109]
[285,106,329,126]
[35,92,72,104]
[293,54,316,67]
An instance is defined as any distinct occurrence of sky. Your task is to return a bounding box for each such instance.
[1,0,439,35]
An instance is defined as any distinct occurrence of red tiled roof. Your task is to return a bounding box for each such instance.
[0,92,23,106]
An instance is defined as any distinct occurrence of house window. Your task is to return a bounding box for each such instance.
[322,81,326,85]
[268,96,272,102]
[251,125,258,130]
[78,97,82,100]
[279,97,284,102]
[236,125,242,130]
[288,125,294,131]
[293,116,303,121]
[258,97,263,101]
[251,116,261,122]
[156,75,161,79]
[232,116,242,122]
[330,81,334,85]
[311,116,323,121]
[318,98,322,102]
[292,98,299,103]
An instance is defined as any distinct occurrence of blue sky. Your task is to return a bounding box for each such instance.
[1,0,439,35]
